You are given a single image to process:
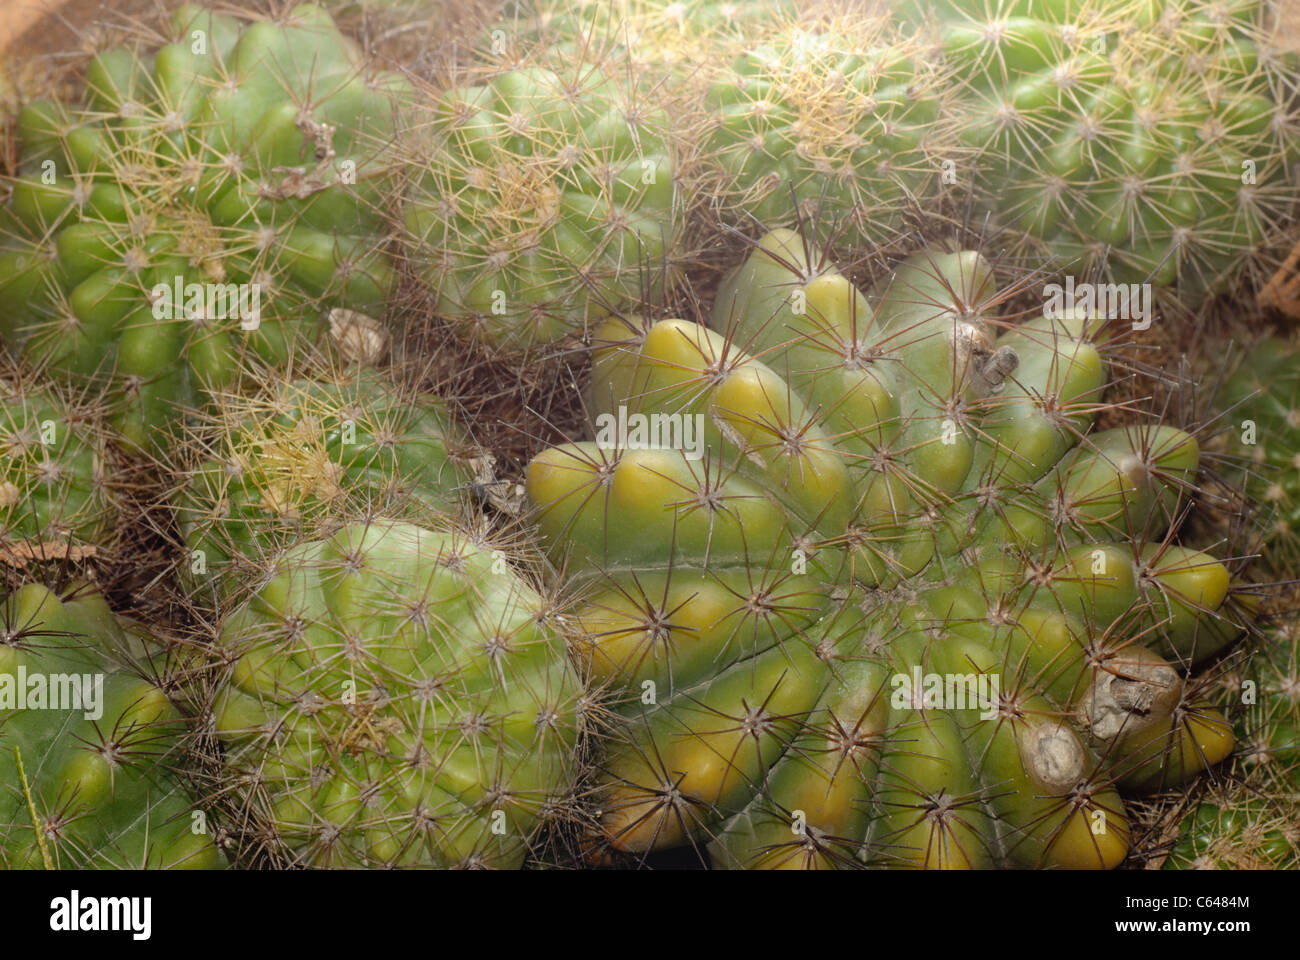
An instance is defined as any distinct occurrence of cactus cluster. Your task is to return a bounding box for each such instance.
[0,0,1287,874]
[1166,605,1300,869]
[527,228,1241,868]
[0,582,223,868]
[0,4,407,451]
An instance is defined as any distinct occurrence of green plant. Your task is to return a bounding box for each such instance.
[526,227,1241,868]
[692,7,948,249]
[0,360,119,561]
[200,517,585,868]
[0,581,224,868]
[898,0,1300,298]
[398,36,682,353]
[1219,336,1300,573]
[0,3,408,452]
[171,363,474,596]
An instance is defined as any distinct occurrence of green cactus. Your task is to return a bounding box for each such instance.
[526,228,1242,869]
[399,39,682,353]
[1233,612,1300,790]
[0,581,224,868]
[1,362,119,560]
[0,4,409,452]
[692,8,949,249]
[171,364,475,595]
[1164,785,1299,868]
[201,518,585,868]
[1219,336,1300,573]
[501,0,797,68]
[898,0,1300,298]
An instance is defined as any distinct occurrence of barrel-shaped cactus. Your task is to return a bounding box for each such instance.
[1,363,118,560]
[0,4,408,451]
[694,8,948,249]
[399,41,682,353]
[899,0,1300,298]
[172,365,474,595]
[203,518,585,868]
[526,228,1241,868]
[0,582,223,868]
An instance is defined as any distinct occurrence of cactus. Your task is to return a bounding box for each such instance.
[200,517,584,868]
[1234,610,1300,790]
[1219,336,1300,573]
[398,36,682,353]
[1164,786,1299,868]
[0,4,408,452]
[899,0,1300,299]
[692,8,949,249]
[526,228,1242,868]
[500,0,797,69]
[1165,605,1300,868]
[1,361,119,562]
[171,363,475,596]
[0,581,224,868]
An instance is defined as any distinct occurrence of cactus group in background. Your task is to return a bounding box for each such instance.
[0,582,223,868]
[900,0,1300,298]
[527,228,1240,868]
[399,42,682,353]
[171,363,474,596]
[0,0,1291,874]
[0,4,408,451]
[1,362,119,561]
[201,518,584,868]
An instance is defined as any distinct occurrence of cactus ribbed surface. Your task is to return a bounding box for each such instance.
[527,228,1240,868]
[0,582,223,869]
[205,518,584,868]
[899,0,1300,297]
[1221,337,1300,572]
[173,367,473,593]
[0,365,117,557]
[400,45,681,352]
[0,4,408,451]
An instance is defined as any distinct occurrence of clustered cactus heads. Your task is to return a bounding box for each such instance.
[0,582,224,869]
[199,518,585,868]
[901,0,1300,298]
[0,361,119,562]
[171,362,474,596]
[526,227,1241,868]
[0,3,408,451]
[398,33,683,354]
